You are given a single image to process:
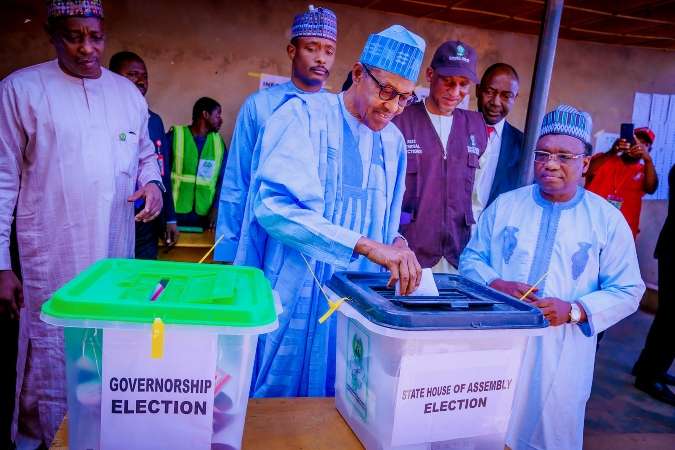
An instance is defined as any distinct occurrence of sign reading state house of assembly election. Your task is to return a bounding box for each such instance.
[392,347,523,446]
[101,328,217,450]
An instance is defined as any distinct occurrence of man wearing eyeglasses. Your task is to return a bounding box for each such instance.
[393,41,488,274]
[460,105,644,450]
[236,25,424,398]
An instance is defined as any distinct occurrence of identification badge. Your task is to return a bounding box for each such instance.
[607,194,624,210]
[154,140,164,177]
[157,154,165,177]
[467,134,480,155]
[197,159,216,179]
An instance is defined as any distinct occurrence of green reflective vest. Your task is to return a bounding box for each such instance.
[171,125,225,216]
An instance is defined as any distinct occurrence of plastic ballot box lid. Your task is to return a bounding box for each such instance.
[41,258,278,333]
[327,272,547,331]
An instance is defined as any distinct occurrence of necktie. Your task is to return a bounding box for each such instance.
[487,126,496,140]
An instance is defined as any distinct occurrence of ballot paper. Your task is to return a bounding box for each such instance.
[396,268,439,296]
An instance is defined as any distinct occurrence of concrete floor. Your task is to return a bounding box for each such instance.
[584,309,675,449]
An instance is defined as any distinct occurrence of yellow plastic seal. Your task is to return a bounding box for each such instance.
[318,297,347,324]
[151,318,165,359]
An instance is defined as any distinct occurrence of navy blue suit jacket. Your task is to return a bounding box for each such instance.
[486,121,525,206]
[655,164,674,259]
[148,110,175,222]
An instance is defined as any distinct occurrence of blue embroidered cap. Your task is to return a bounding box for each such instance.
[540,104,593,146]
[291,5,337,42]
[359,25,426,82]
[46,0,104,18]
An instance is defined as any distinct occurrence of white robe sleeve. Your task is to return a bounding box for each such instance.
[253,98,362,267]
[0,79,24,270]
[459,199,500,285]
[577,214,645,336]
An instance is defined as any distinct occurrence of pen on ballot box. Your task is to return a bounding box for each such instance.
[149,278,169,301]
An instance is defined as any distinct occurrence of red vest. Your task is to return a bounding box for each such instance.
[393,103,487,268]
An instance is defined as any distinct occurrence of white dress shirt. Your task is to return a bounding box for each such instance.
[472,118,505,224]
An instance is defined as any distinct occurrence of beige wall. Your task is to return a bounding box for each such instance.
[2,0,672,285]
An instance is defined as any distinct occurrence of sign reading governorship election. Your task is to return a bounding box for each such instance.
[100,328,217,449]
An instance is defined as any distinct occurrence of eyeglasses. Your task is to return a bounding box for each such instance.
[533,150,585,164]
[362,65,417,108]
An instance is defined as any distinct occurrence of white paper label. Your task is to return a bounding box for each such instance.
[259,73,291,91]
[100,328,217,450]
[391,347,522,446]
[197,159,216,180]
[396,268,439,296]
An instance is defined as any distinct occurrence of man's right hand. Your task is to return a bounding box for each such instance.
[0,270,23,320]
[489,278,539,302]
[354,237,422,296]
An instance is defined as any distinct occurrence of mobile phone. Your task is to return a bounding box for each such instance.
[620,123,635,144]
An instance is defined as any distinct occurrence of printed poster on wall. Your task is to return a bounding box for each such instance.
[594,131,620,155]
[391,347,522,446]
[631,92,675,200]
[259,73,291,91]
[100,328,217,450]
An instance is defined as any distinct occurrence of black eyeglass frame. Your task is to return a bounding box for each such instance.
[362,64,417,108]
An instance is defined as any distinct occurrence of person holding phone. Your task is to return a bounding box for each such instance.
[586,125,659,239]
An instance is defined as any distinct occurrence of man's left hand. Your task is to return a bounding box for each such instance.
[532,297,572,326]
[129,182,163,223]
[208,207,218,230]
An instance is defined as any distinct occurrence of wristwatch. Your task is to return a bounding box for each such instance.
[568,302,581,324]
[147,179,166,193]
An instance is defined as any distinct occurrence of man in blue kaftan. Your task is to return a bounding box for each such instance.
[459,105,645,450]
[237,25,426,397]
[214,6,338,261]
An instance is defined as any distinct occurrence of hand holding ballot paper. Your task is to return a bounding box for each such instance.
[354,236,422,296]
[396,268,439,297]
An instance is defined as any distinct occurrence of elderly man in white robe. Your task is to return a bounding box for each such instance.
[0,1,163,447]
[459,104,645,450]
[236,25,425,397]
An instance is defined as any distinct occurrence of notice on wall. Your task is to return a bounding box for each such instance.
[391,347,522,446]
[631,92,675,200]
[259,73,291,91]
[100,328,217,450]
[594,131,620,155]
